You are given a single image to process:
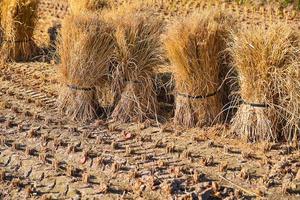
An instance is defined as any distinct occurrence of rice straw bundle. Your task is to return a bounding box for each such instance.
[228,23,299,142]
[68,0,110,14]
[164,10,230,128]
[0,0,39,61]
[276,56,300,142]
[58,13,115,122]
[110,11,164,123]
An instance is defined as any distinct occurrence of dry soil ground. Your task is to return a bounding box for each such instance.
[0,63,300,199]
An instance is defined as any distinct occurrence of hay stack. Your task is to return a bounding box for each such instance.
[110,11,164,123]
[0,0,39,61]
[68,0,110,14]
[164,10,229,128]
[58,13,115,121]
[228,23,299,142]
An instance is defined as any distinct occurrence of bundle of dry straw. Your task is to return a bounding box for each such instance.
[108,10,164,123]
[58,13,115,121]
[68,0,111,14]
[0,0,39,61]
[228,23,299,142]
[275,43,300,143]
[281,65,300,143]
[164,10,230,128]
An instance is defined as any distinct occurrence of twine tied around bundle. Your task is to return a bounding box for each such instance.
[177,83,222,100]
[67,84,95,92]
[242,99,269,108]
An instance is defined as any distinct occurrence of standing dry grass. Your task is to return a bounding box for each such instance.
[58,13,115,122]
[0,0,39,62]
[68,0,111,14]
[106,10,164,123]
[164,9,230,128]
[228,23,299,142]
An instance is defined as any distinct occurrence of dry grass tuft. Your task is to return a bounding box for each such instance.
[107,10,164,123]
[164,9,230,128]
[0,0,39,61]
[228,23,299,142]
[58,13,115,122]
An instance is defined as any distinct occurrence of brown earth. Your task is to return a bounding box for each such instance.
[0,63,299,199]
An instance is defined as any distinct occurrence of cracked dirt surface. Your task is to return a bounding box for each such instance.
[0,62,299,199]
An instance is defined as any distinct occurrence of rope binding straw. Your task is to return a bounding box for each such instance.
[177,84,222,100]
[67,84,95,92]
[177,90,219,100]
[242,99,269,108]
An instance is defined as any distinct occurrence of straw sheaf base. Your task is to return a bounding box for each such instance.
[112,81,158,123]
[281,95,300,142]
[281,66,300,142]
[58,86,100,122]
[174,93,223,128]
[230,104,279,142]
[97,82,115,108]
[1,40,38,62]
[283,118,300,142]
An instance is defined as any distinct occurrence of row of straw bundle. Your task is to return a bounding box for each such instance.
[57,9,299,146]
[164,9,230,128]
[0,0,39,61]
[228,23,300,142]
[58,13,115,121]
[108,10,164,123]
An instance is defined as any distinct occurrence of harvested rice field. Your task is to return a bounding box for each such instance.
[0,0,300,199]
